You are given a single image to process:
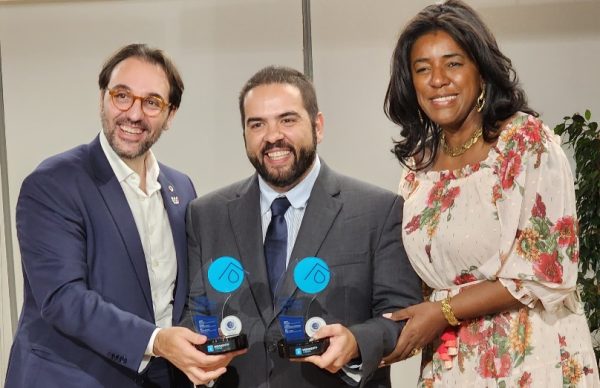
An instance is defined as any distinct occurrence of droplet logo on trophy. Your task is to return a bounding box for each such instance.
[208,256,244,293]
[293,257,330,294]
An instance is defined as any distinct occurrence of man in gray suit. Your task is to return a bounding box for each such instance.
[184,66,421,387]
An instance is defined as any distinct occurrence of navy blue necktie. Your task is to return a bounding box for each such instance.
[264,196,291,301]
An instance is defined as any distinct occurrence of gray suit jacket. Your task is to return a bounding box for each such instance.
[184,162,421,388]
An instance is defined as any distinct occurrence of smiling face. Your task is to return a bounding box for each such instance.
[411,30,482,132]
[100,57,175,167]
[243,83,323,192]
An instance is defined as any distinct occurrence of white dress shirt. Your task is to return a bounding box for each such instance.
[100,132,177,371]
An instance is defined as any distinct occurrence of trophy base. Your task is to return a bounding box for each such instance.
[197,334,248,355]
[277,338,330,359]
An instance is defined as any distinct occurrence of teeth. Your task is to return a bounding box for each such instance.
[267,150,290,160]
[121,125,143,135]
[432,95,456,103]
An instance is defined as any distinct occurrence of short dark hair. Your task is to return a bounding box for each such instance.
[238,66,319,128]
[98,43,184,110]
[384,0,537,170]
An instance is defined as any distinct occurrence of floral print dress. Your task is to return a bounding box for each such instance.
[399,114,599,387]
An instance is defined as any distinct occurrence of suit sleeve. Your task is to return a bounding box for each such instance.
[347,194,423,381]
[181,201,208,331]
[16,172,156,372]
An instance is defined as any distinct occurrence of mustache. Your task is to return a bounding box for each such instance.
[262,140,293,154]
[115,118,149,132]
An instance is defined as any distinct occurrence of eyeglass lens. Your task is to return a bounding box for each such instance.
[110,89,166,116]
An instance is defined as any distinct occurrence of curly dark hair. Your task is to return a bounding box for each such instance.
[383,0,537,170]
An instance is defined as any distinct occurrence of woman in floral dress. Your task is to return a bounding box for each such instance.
[381,1,599,386]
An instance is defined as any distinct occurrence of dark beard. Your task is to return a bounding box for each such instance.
[246,123,318,189]
[249,143,316,189]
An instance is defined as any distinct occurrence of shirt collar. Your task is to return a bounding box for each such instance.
[99,131,161,189]
[259,156,321,215]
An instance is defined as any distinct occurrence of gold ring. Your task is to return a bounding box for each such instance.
[408,347,422,358]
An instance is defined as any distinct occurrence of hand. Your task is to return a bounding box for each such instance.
[153,326,246,385]
[295,323,359,374]
[380,302,447,365]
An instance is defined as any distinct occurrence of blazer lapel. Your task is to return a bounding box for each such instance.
[228,176,273,324]
[273,162,342,320]
[89,137,154,315]
[157,172,187,323]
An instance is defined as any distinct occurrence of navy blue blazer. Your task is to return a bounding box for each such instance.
[5,136,196,388]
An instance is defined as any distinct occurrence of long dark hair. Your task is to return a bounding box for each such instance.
[384,0,537,170]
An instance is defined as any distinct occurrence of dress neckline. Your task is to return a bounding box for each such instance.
[418,115,524,181]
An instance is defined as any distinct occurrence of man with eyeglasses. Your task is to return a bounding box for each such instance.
[5,44,238,388]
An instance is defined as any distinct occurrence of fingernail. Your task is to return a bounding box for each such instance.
[382,313,391,318]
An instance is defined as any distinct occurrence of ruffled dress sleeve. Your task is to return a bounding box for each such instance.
[477,115,580,312]
[398,158,419,201]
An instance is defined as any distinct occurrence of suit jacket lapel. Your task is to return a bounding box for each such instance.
[272,162,343,320]
[157,171,187,323]
[89,136,154,315]
[228,176,273,324]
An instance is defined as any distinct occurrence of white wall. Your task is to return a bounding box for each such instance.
[0,0,303,310]
[0,175,12,386]
[311,0,600,192]
[1,0,599,385]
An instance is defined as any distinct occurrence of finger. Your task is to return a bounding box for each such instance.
[214,349,246,368]
[307,356,341,373]
[228,348,248,358]
[172,326,206,343]
[198,352,234,368]
[189,332,208,346]
[194,366,227,385]
[201,347,248,369]
[398,346,415,361]
[313,343,338,369]
[381,346,401,365]
[382,308,410,321]
[381,354,402,365]
[390,342,412,362]
[185,366,224,386]
[300,355,325,368]
[312,324,339,340]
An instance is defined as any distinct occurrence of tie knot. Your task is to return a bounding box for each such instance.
[270,196,291,217]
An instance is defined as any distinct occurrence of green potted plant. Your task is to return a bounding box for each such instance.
[554,110,600,361]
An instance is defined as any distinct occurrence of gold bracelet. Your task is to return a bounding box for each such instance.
[440,296,461,326]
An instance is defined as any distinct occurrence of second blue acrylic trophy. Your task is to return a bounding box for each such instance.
[277,256,331,358]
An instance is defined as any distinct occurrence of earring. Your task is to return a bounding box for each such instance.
[417,109,424,125]
[476,87,486,112]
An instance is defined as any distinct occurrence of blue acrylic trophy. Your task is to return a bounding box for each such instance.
[192,256,248,354]
[277,257,331,359]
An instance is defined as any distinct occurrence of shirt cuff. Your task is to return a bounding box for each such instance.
[146,327,162,356]
[138,327,161,373]
[339,361,363,386]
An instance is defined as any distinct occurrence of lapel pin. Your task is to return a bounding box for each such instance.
[168,185,174,192]
[171,196,179,205]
